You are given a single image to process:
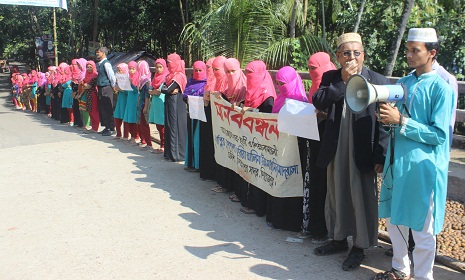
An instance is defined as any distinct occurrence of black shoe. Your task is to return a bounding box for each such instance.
[102,130,115,136]
[99,128,109,134]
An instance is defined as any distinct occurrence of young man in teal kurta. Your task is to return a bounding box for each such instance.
[376,28,454,280]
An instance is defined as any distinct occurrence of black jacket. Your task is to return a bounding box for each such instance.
[312,67,390,173]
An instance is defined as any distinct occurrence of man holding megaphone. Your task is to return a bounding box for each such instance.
[312,32,390,271]
[374,28,455,280]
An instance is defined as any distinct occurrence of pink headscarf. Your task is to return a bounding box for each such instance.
[166,53,187,92]
[84,61,98,83]
[30,70,39,84]
[151,59,169,89]
[224,58,247,103]
[137,60,152,88]
[71,58,87,83]
[272,66,308,113]
[308,52,336,101]
[58,62,71,83]
[245,60,276,108]
[116,63,129,74]
[39,72,47,87]
[212,56,228,93]
[204,57,216,92]
[21,73,29,86]
[128,61,140,87]
[192,60,207,81]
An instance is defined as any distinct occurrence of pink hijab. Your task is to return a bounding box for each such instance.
[128,61,140,87]
[58,62,71,83]
[137,60,152,88]
[223,58,247,103]
[272,66,308,113]
[84,61,98,83]
[151,58,169,89]
[166,53,187,92]
[30,70,39,84]
[192,60,207,81]
[39,72,47,87]
[245,60,276,108]
[71,58,87,83]
[212,56,228,93]
[116,63,129,74]
[204,57,216,92]
[308,52,336,101]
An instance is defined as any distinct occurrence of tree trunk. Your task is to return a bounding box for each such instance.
[92,0,98,42]
[179,0,186,27]
[353,0,366,33]
[289,0,298,39]
[384,0,415,76]
[321,0,326,40]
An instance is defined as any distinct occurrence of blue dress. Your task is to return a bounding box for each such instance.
[61,80,73,109]
[149,83,165,125]
[379,71,454,234]
[114,90,128,119]
[123,85,139,124]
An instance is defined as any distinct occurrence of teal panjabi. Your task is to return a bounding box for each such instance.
[379,70,455,235]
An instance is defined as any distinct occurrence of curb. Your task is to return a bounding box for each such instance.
[378,230,465,274]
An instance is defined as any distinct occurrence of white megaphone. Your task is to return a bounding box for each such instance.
[345,74,406,114]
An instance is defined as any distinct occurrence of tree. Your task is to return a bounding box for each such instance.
[384,0,415,77]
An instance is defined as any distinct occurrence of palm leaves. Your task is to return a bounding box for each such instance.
[181,0,335,69]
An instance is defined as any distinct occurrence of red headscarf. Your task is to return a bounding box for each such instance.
[273,66,308,113]
[224,58,247,103]
[128,61,140,87]
[166,53,187,92]
[151,58,169,89]
[137,60,152,88]
[245,60,276,108]
[192,60,207,81]
[212,56,227,93]
[204,57,216,92]
[84,61,98,83]
[308,52,336,101]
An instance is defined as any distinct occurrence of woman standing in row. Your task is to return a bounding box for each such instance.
[124,61,141,144]
[82,60,100,133]
[113,63,129,139]
[161,53,187,162]
[183,60,207,171]
[137,60,153,150]
[199,57,217,181]
[149,59,169,154]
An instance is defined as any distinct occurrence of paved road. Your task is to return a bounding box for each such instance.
[0,70,463,280]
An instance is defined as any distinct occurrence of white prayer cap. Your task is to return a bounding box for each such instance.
[337,33,363,47]
[407,28,438,43]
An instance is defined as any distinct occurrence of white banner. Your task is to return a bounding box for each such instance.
[188,96,207,122]
[115,73,133,91]
[0,0,68,10]
[211,98,303,197]
[278,99,320,141]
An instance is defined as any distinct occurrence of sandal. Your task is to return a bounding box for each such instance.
[240,207,256,214]
[314,240,349,256]
[231,196,241,202]
[212,186,228,193]
[342,249,365,271]
[372,268,410,280]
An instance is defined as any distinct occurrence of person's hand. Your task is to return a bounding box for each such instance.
[150,89,161,96]
[341,60,359,83]
[172,89,179,95]
[374,164,383,173]
[241,106,251,114]
[212,91,222,99]
[114,86,122,92]
[379,103,401,126]
[316,110,327,119]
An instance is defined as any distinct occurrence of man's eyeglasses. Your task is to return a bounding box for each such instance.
[341,51,363,57]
